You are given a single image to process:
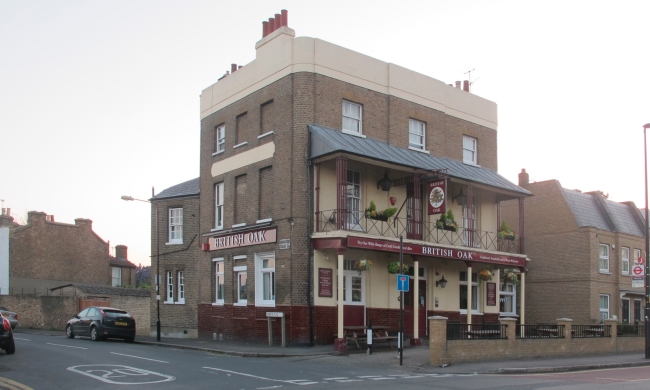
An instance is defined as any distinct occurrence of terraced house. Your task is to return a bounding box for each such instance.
[158,11,533,350]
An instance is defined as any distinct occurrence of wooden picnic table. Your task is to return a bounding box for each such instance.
[341,326,397,349]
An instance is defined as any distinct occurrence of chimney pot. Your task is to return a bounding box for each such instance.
[518,169,529,186]
[281,9,288,27]
[262,21,268,37]
[231,63,237,73]
[268,17,275,32]
[275,14,281,31]
[455,81,461,89]
[463,80,469,92]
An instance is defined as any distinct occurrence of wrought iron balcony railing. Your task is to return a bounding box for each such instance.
[316,209,521,254]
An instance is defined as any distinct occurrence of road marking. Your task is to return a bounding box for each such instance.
[12,337,30,341]
[369,377,395,380]
[47,343,87,350]
[358,375,382,378]
[110,352,169,363]
[0,376,34,390]
[323,377,347,380]
[67,365,174,385]
[204,367,316,385]
[335,379,363,382]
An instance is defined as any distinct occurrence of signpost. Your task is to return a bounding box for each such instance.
[398,236,404,366]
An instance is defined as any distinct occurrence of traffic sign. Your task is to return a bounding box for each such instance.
[633,265,645,276]
[397,274,409,292]
[638,257,646,265]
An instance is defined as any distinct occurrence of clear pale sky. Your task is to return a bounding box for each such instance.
[2,0,649,267]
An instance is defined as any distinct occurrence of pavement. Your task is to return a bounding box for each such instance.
[12,328,650,375]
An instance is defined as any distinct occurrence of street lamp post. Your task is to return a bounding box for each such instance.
[121,195,161,342]
[643,123,650,359]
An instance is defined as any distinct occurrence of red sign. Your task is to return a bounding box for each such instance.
[318,268,333,297]
[633,265,645,276]
[208,227,277,250]
[347,236,526,268]
[427,180,446,215]
[486,282,497,306]
[638,257,645,265]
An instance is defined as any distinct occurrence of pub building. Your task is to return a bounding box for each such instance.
[186,11,532,350]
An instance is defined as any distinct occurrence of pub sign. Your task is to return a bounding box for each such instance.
[427,179,446,215]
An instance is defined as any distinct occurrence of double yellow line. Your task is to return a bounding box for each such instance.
[0,376,32,390]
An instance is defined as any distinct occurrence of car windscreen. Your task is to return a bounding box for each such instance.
[103,310,129,318]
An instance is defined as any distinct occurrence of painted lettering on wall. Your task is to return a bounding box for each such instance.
[209,227,277,251]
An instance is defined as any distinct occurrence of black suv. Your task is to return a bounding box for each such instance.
[0,317,15,354]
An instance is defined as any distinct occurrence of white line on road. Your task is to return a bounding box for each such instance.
[369,377,395,380]
[47,343,87,350]
[323,377,347,380]
[204,367,315,386]
[110,352,169,363]
[13,337,30,341]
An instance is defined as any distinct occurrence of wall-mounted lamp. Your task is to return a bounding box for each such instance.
[452,188,467,205]
[436,275,447,288]
[377,171,393,191]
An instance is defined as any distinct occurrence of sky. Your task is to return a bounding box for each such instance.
[2,0,649,267]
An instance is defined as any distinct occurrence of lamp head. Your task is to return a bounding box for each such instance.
[436,275,447,288]
[377,171,393,191]
[121,195,134,201]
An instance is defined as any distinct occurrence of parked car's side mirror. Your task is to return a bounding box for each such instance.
[74,314,80,319]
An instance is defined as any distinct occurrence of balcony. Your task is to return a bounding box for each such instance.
[316,209,521,254]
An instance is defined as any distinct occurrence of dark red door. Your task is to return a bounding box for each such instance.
[404,279,427,337]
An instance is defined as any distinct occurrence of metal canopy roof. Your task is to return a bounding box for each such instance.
[309,124,531,197]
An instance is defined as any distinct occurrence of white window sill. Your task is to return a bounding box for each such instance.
[233,302,247,307]
[232,223,246,228]
[211,227,223,232]
[233,142,248,149]
[256,218,272,223]
[408,146,430,154]
[460,310,483,315]
[176,301,185,305]
[212,150,224,156]
[462,161,481,167]
[212,302,224,306]
[342,130,366,138]
[500,313,519,317]
[258,131,274,139]
[164,301,175,305]
[256,302,275,307]
[166,242,183,246]
[599,271,612,275]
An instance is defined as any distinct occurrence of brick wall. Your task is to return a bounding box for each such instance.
[151,195,200,335]
[0,295,77,330]
[111,295,151,336]
[9,212,110,289]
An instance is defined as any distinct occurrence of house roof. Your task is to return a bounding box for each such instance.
[50,284,151,297]
[109,257,137,268]
[152,177,200,200]
[562,188,645,237]
[309,124,531,197]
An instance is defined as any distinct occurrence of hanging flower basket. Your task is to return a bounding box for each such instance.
[478,269,493,281]
[497,221,516,240]
[435,210,458,232]
[364,201,397,222]
[387,262,410,274]
[354,259,372,273]
[502,269,519,285]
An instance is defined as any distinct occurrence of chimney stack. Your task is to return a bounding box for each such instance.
[518,169,529,186]
[115,245,128,260]
[262,10,289,38]
[463,80,469,92]
[231,63,237,73]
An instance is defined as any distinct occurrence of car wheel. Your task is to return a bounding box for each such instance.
[4,338,15,354]
[90,326,100,342]
[66,325,75,339]
[124,337,134,343]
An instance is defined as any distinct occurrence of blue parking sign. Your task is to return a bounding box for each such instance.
[397,274,409,292]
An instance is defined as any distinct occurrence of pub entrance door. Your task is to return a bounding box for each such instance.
[404,279,426,337]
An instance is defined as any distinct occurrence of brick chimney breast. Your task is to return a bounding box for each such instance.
[74,218,93,229]
[518,169,529,186]
[115,245,128,259]
[27,211,47,225]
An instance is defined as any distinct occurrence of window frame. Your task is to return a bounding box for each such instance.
[599,294,610,321]
[408,118,426,151]
[215,182,224,230]
[255,252,276,307]
[234,265,247,306]
[177,271,185,304]
[622,247,630,275]
[214,124,225,154]
[165,271,174,303]
[213,258,225,305]
[342,100,363,136]
[459,271,480,314]
[168,208,183,244]
[346,169,363,231]
[462,135,478,165]
[499,282,517,317]
[112,267,122,287]
[599,244,610,273]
